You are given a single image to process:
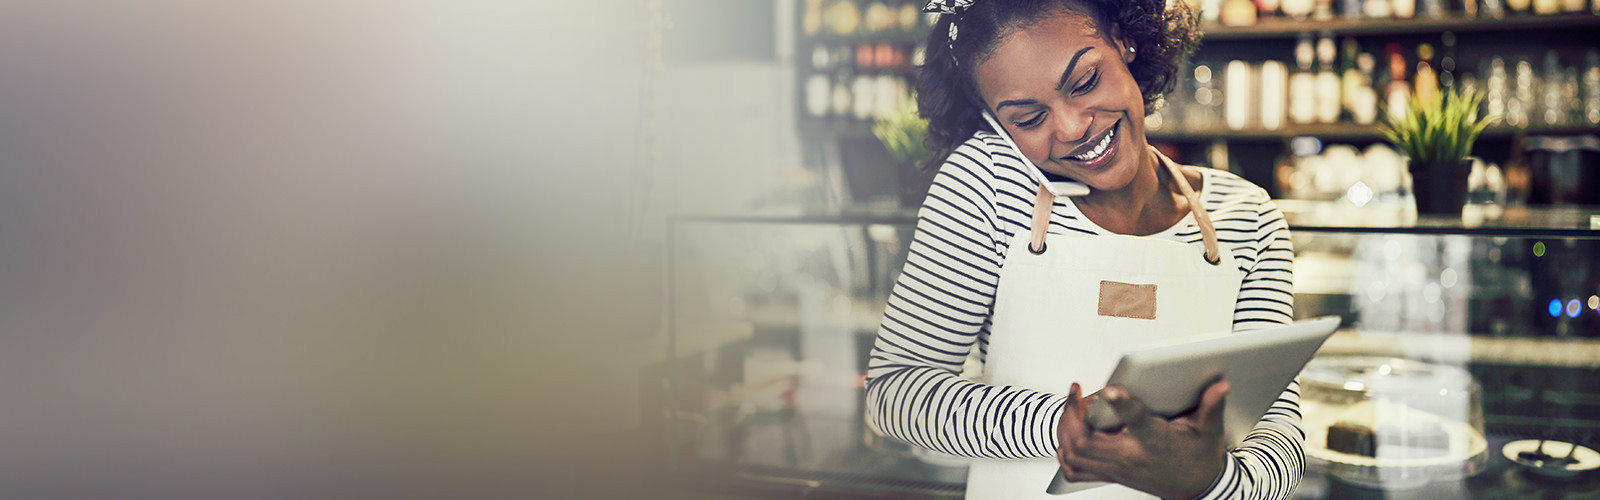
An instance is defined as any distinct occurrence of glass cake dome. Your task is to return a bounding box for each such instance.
[1300,356,1490,489]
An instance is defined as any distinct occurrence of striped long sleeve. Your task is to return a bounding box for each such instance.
[864,131,1303,499]
[864,139,1069,458]
[1195,190,1303,500]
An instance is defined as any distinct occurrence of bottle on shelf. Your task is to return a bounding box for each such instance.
[1257,0,1283,18]
[1353,52,1381,125]
[1191,63,1224,131]
[1421,0,1446,17]
[851,74,875,120]
[1314,0,1337,20]
[1439,32,1457,90]
[1340,0,1364,18]
[824,0,862,35]
[1202,0,1226,24]
[1226,60,1257,130]
[1339,37,1370,122]
[1383,43,1412,123]
[1316,34,1343,124]
[1510,57,1534,128]
[1222,0,1259,26]
[1532,0,1562,15]
[1281,0,1316,20]
[831,73,854,118]
[1584,50,1600,126]
[1505,0,1531,15]
[1392,0,1417,18]
[1415,43,1440,104]
[871,74,907,119]
[1482,0,1505,17]
[1560,67,1581,125]
[803,0,825,36]
[1290,34,1318,125]
[1485,56,1509,121]
[1542,50,1566,126]
[1364,0,1394,18]
[806,74,832,118]
[862,1,895,33]
[897,0,922,32]
[1262,60,1289,130]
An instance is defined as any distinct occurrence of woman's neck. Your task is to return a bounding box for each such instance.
[1075,147,1188,236]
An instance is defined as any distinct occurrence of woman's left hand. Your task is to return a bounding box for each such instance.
[1055,380,1231,500]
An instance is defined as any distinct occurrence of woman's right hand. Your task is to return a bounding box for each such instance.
[1054,381,1232,500]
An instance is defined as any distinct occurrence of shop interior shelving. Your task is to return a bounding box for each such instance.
[1201,11,1600,39]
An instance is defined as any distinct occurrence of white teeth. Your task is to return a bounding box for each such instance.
[1072,126,1116,162]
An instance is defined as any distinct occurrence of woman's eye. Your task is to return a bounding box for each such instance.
[1073,71,1099,96]
[1016,112,1045,129]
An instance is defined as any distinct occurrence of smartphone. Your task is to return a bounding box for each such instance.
[980,111,1090,197]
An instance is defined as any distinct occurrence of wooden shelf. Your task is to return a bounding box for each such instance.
[1201,12,1600,40]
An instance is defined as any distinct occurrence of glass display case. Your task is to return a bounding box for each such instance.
[663,203,1600,499]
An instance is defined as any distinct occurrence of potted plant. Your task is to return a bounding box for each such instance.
[1378,88,1498,216]
[872,92,935,208]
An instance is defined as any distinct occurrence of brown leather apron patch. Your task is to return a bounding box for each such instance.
[1098,280,1157,319]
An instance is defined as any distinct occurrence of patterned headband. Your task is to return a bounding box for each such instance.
[923,0,975,64]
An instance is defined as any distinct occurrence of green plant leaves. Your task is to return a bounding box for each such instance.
[1379,86,1500,165]
[872,93,934,166]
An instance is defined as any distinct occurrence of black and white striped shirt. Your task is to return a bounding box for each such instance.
[866,131,1301,500]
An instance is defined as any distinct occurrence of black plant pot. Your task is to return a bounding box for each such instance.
[1409,159,1471,216]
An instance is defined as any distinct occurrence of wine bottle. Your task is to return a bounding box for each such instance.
[1226,60,1255,130]
[1222,0,1259,25]
[1316,34,1342,123]
[1261,60,1289,130]
[1392,0,1416,18]
[1414,43,1439,104]
[1290,34,1318,124]
[1383,44,1411,123]
[1352,53,1380,125]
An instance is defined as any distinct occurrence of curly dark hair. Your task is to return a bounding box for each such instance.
[915,0,1201,170]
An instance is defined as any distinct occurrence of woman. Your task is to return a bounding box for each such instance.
[864,1,1301,499]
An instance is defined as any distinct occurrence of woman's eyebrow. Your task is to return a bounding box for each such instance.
[995,46,1097,111]
[1055,46,1096,91]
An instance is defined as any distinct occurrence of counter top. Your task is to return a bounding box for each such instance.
[671,203,1600,238]
[682,434,1600,499]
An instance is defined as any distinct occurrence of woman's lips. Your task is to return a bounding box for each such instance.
[1061,119,1120,170]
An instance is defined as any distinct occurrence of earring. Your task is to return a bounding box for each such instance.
[1126,45,1136,62]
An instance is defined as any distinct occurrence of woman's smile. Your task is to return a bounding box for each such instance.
[1057,117,1120,170]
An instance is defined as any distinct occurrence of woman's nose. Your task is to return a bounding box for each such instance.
[1049,106,1092,146]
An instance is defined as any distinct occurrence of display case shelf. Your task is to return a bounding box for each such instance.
[1149,124,1600,142]
[666,203,1600,499]
[675,203,1600,236]
[1201,12,1600,40]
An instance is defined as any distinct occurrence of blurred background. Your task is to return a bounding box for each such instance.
[1,0,1597,499]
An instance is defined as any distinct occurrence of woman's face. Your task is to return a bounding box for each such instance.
[973,8,1148,192]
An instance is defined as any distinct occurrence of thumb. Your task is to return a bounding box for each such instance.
[1102,386,1150,434]
[1196,379,1230,434]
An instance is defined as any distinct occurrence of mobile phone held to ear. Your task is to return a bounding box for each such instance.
[980,112,1091,197]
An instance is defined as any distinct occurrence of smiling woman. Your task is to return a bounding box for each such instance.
[916,0,1197,169]
[865,1,1302,500]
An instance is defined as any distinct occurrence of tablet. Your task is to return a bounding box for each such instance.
[1047,316,1341,495]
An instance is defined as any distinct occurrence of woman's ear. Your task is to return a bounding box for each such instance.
[1103,24,1135,64]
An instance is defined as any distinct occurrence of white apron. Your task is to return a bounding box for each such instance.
[965,153,1243,500]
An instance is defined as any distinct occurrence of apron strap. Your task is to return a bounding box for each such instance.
[1158,150,1222,265]
[1028,183,1054,254]
[1024,150,1223,265]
